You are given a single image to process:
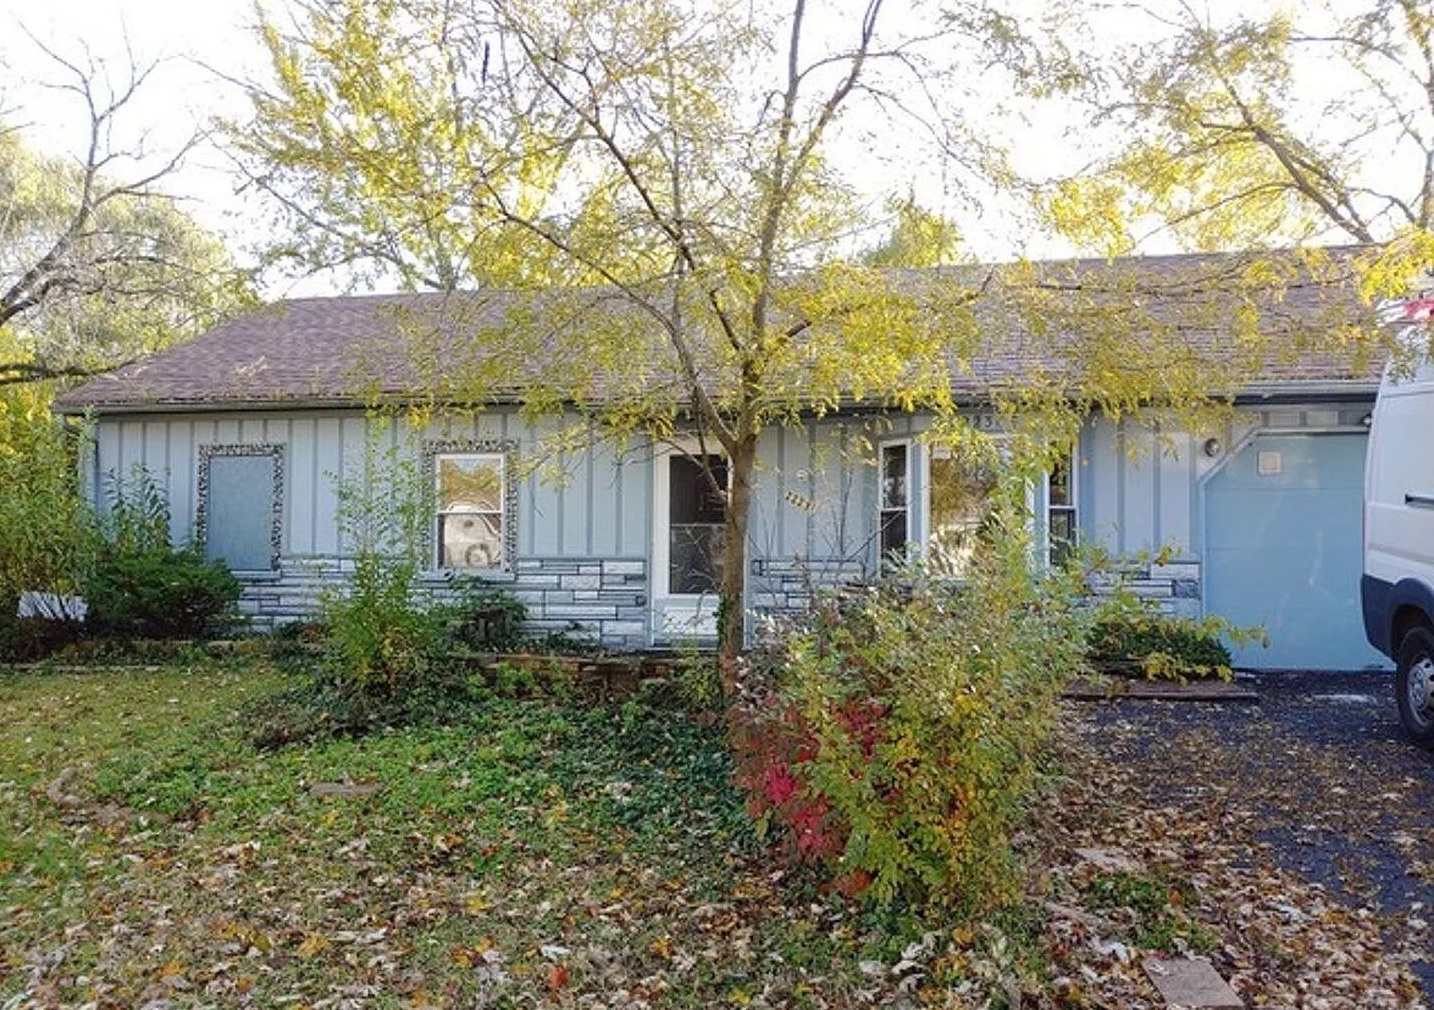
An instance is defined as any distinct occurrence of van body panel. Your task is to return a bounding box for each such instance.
[1362,358,1434,659]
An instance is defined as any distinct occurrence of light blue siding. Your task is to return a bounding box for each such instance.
[1203,432,1385,671]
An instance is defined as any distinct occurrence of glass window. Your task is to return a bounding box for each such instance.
[1048,453,1077,567]
[879,442,910,563]
[928,445,998,577]
[669,453,727,594]
[436,453,506,570]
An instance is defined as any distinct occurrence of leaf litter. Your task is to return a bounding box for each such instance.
[0,664,1428,1008]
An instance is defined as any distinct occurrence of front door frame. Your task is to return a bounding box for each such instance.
[651,439,728,644]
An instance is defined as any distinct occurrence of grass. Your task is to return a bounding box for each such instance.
[4,658,1415,1009]
[0,660,944,1008]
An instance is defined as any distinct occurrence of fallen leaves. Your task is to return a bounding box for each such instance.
[3,664,1430,1010]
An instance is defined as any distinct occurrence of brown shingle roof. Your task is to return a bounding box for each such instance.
[53,248,1386,414]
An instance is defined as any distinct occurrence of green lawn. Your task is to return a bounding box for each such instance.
[9,660,1414,1009]
[0,661,937,1008]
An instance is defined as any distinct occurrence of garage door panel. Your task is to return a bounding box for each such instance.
[1205,433,1386,671]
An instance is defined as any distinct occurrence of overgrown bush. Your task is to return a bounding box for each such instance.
[85,467,241,640]
[0,391,96,656]
[1078,547,1264,681]
[320,435,450,695]
[0,613,83,661]
[434,577,528,652]
[1087,612,1234,681]
[730,485,1088,910]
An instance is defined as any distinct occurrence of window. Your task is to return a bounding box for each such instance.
[879,442,910,562]
[1047,452,1077,567]
[196,444,284,573]
[928,445,998,578]
[668,453,727,594]
[436,453,507,570]
[874,437,1072,577]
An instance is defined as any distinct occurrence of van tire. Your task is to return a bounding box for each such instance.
[1395,626,1434,750]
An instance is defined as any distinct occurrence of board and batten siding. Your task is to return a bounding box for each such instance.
[1076,403,1375,617]
[89,409,656,645]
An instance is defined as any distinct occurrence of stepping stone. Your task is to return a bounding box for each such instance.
[310,782,384,799]
[1142,957,1242,1009]
[1074,847,1141,874]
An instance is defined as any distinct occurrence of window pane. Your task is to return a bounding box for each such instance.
[1049,456,1072,507]
[669,454,727,524]
[880,509,908,559]
[1049,508,1076,567]
[439,455,503,512]
[668,453,726,594]
[928,451,997,577]
[881,444,908,508]
[670,523,724,594]
[440,512,503,569]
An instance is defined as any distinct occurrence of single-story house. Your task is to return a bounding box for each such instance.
[53,250,1390,671]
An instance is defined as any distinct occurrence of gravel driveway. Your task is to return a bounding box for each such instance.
[1073,670,1434,1003]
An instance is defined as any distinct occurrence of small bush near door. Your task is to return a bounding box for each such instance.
[85,467,242,640]
[1086,611,1235,681]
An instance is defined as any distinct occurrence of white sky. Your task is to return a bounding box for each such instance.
[0,0,1406,294]
[0,0,263,255]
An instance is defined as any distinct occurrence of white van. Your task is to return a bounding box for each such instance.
[1362,354,1434,749]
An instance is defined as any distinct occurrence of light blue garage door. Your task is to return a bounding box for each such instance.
[1204,432,1386,671]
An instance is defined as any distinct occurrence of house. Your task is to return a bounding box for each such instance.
[53,250,1389,671]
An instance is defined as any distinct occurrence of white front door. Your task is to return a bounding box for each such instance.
[652,447,728,643]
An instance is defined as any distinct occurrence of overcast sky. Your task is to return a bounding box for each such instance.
[0,0,1399,295]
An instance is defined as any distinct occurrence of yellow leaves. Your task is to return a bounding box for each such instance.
[297,933,330,958]
[449,943,484,968]
[1038,177,1135,258]
[463,892,493,916]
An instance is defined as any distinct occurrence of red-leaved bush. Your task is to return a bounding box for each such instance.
[730,517,1086,909]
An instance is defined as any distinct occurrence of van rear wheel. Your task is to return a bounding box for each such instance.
[1395,627,1434,750]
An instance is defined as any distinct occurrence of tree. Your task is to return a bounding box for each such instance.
[0,40,251,386]
[1039,0,1434,298]
[240,0,1034,663]
[237,0,1388,668]
[861,196,966,268]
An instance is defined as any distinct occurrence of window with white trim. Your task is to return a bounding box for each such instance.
[927,444,998,578]
[875,438,1075,576]
[436,453,507,570]
[878,441,910,564]
[1047,451,1077,567]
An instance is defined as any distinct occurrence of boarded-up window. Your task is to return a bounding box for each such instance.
[198,447,283,572]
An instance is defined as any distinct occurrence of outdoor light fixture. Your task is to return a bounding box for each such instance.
[1202,437,1222,458]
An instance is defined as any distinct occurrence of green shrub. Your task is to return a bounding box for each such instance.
[731,486,1088,910]
[1087,612,1234,681]
[1079,548,1264,681]
[434,578,528,652]
[0,392,98,631]
[85,545,243,640]
[0,612,83,662]
[83,467,242,640]
[311,427,485,731]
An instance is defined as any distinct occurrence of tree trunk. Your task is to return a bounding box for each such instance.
[718,432,758,683]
